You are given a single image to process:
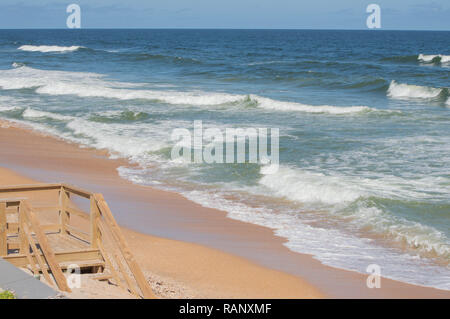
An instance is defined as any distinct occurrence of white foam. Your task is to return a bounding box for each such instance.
[258,165,450,259]
[0,66,378,115]
[22,108,73,121]
[179,187,450,290]
[251,95,371,114]
[18,45,83,53]
[259,166,362,205]
[12,62,25,68]
[418,54,450,64]
[387,80,443,99]
[65,118,184,160]
[0,66,104,90]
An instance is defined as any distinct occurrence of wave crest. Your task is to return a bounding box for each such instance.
[18,45,84,53]
[418,53,450,64]
[387,80,445,100]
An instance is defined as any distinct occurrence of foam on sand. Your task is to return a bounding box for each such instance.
[258,165,450,260]
[18,45,84,53]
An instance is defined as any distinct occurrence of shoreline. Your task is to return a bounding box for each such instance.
[0,118,449,298]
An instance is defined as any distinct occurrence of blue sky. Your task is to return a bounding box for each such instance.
[0,0,449,30]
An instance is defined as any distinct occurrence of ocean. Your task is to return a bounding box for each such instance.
[0,29,448,289]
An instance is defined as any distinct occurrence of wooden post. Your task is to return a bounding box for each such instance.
[18,202,28,254]
[94,194,155,299]
[90,196,100,249]
[0,202,7,256]
[59,187,69,235]
[23,201,71,292]
[23,223,50,283]
[97,238,123,288]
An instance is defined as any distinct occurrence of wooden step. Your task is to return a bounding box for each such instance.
[4,248,103,267]
[29,259,105,273]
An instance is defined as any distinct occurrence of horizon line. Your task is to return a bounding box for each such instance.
[0,27,449,32]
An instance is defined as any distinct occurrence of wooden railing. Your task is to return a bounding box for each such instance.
[0,183,155,299]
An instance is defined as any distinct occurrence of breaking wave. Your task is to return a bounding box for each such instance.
[387,80,446,100]
[418,54,450,64]
[18,45,84,53]
[0,66,376,115]
[258,165,450,261]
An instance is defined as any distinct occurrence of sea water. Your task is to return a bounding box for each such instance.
[0,29,448,289]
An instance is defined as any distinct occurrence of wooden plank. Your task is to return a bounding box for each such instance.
[22,201,71,292]
[33,206,60,212]
[22,223,54,286]
[0,198,25,205]
[7,242,19,250]
[6,208,19,215]
[66,206,89,220]
[41,224,61,233]
[97,238,122,288]
[62,184,92,199]
[90,196,100,249]
[18,204,27,253]
[94,194,155,299]
[92,274,113,281]
[0,203,6,256]
[0,184,61,193]
[21,224,41,276]
[4,249,102,267]
[115,252,139,297]
[59,188,69,235]
[6,222,19,234]
[34,260,105,272]
[66,224,90,242]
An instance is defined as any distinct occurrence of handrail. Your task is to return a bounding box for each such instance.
[62,184,93,199]
[0,184,155,298]
[0,183,62,193]
[94,194,155,299]
[20,200,72,292]
[0,183,93,199]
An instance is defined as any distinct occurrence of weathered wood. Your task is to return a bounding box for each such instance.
[66,206,89,220]
[95,194,155,299]
[66,224,90,242]
[92,274,113,281]
[21,232,39,276]
[33,206,61,213]
[4,249,102,267]
[0,184,61,193]
[22,201,71,292]
[97,238,122,288]
[33,260,105,272]
[115,252,139,297]
[62,184,92,199]
[6,222,19,235]
[90,196,100,249]
[41,224,61,233]
[0,203,7,255]
[18,204,28,254]
[1,184,152,298]
[59,188,70,235]
[22,223,54,286]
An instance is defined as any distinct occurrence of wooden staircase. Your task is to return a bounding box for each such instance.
[0,184,155,298]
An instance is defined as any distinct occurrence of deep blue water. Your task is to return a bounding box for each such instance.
[0,29,449,289]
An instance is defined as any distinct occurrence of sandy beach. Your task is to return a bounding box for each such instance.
[0,119,449,299]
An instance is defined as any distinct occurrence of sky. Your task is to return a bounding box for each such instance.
[0,0,449,30]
